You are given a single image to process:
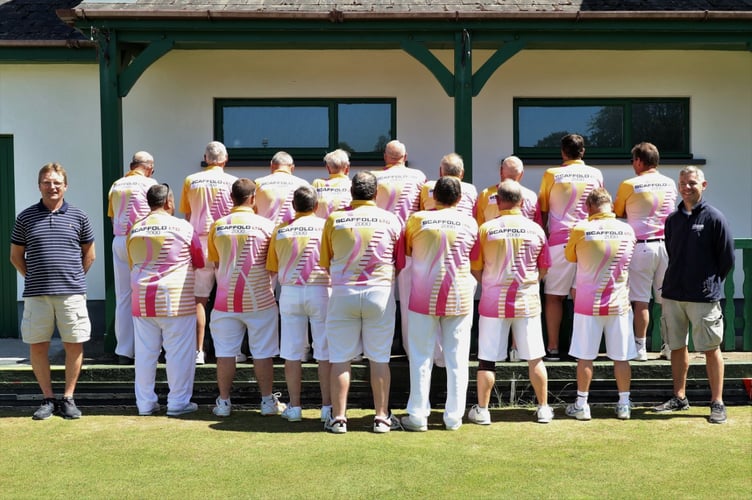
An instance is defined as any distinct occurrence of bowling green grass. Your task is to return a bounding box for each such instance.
[1,405,750,499]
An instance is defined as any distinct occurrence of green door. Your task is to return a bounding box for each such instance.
[0,135,18,337]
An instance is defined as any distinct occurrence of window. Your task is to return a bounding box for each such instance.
[514,98,690,159]
[215,98,396,162]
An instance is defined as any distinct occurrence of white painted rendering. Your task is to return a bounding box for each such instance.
[1,64,103,299]
[2,49,750,300]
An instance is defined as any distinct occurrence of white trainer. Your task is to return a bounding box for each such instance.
[281,405,302,422]
[537,405,554,423]
[212,397,232,417]
[260,392,287,416]
[509,348,521,362]
[195,351,205,365]
[467,404,491,425]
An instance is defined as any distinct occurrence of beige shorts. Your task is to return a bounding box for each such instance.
[543,244,576,296]
[21,295,91,344]
[661,299,723,352]
[628,240,668,303]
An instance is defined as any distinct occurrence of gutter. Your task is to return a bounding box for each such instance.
[0,39,96,49]
[57,9,752,23]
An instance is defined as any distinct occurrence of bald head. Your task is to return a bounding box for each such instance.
[500,156,524,181]
[130,151,153,174]
[384,140,407,165]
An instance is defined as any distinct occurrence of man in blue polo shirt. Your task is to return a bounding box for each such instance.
[10,163,96,420]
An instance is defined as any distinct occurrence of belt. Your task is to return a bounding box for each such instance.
[636,238,664,243]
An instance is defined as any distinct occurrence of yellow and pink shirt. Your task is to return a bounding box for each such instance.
[405,207,479,316]
[312,173,352,219]
[127,212,205,317]
[613,171,677,240]
[179,166,237,237]
[419,179,478,217]
[373,163,427,224]
[207,206,276,313]
[108,170,158,236]
[254,170,311,225]
[564,212,635,316]
[538,160,603,246]
[267,212,330,287]
[320,200,402,288]
[476,183,542,227]
[472,209,550,319]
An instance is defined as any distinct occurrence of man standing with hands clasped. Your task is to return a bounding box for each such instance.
[11,163,95,420]
[653,166,734,424]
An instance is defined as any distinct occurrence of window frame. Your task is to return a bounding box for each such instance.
[513,97,691,160]
[214,98,396,162]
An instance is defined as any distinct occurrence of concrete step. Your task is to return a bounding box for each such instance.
[2,355,751,410]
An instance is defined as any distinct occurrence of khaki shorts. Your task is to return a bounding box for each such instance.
[543,244,576,296]
[21,295,91,344]
[661,299,723,352]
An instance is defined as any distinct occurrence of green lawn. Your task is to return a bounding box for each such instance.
[1,405,750,499]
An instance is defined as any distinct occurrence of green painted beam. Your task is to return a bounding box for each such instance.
[118,38,175,97]
[98,29,125,354]
[454,30,473,182]
[472,39,525,96]
[0,135,18,338]
[400,39,454,97]
[0,47,96,63]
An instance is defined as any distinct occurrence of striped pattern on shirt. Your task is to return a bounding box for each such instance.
[11,200,94,297]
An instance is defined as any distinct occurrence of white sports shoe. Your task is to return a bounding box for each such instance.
[537,405,554,423]
[167,402,198,417]
[281,405,302,422]
[660,344,672,361]
[212,397,232,417]
[509,348,520,362]
[467,404,491,425]
[565,402,591,421]
[235,352,247,363]
[260,392,287,416]
[320,405,333,423]
[195,351,205,365]
[616,402,632,420]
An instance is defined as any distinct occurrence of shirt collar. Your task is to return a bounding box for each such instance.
[562,159,585,167]
[37,199,68,214]
[350,200,376,208]
[230,206,255,214]
[588,212,616,221]
[499,208,522,216]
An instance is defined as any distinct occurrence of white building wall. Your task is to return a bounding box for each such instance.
[3,48,750,301]
[0,64,103,300]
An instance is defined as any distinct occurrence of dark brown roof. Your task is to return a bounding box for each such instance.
[0,0,85,42]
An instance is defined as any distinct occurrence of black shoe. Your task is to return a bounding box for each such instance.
[653,395,690,412]
[543,349,560,361]
[118,355,134,365]
[32,398,58,420]
[58,397,82,419]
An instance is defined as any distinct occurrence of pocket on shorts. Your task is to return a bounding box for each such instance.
[700,308,724,347]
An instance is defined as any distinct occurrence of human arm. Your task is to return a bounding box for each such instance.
[81,242,96,274]
[10,244,26,277]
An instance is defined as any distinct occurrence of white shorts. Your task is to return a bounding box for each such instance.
[477,315,546,361]
[21,295,91,344]
[569,312,636,361]
[279,285,330,361]
[628,240,668,303]
[543,244,576,296]
[210,306,279,358]
[326,286,395,363]
[194,236,216,298]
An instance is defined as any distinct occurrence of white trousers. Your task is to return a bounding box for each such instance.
[113,235,135,358]
[405,311,472,428]
[134,315,196,414]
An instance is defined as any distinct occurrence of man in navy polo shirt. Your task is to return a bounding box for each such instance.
[10,163,96,420]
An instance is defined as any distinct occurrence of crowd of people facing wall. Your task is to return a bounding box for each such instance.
[11,135,735,428]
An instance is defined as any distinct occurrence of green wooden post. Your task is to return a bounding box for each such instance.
[0,135,18,338]
[98,29,125,354]
[737,239,752,350]
[723,260,737,351]
[454,30,473,182]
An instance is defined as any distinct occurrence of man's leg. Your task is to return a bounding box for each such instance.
[216,357,236,401]
[440,314,472,429]
[163,315,197,411]
[285,360,302,408]
[369,361,390,418]
[544,294,565,352]
[30,342,54,399]
[633,301,650,352]
[528,358,549,406]
[613,360,631,393]
[318,361,332,407]
[62,342,84,398]
[476,367,495,408]
[195,297,208,359]
[670,346,690,398]
[112,236,135,359]
[705,348,725,403]
[576,359,593,394]
[330,361,351,418]
[253,357,275,397]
